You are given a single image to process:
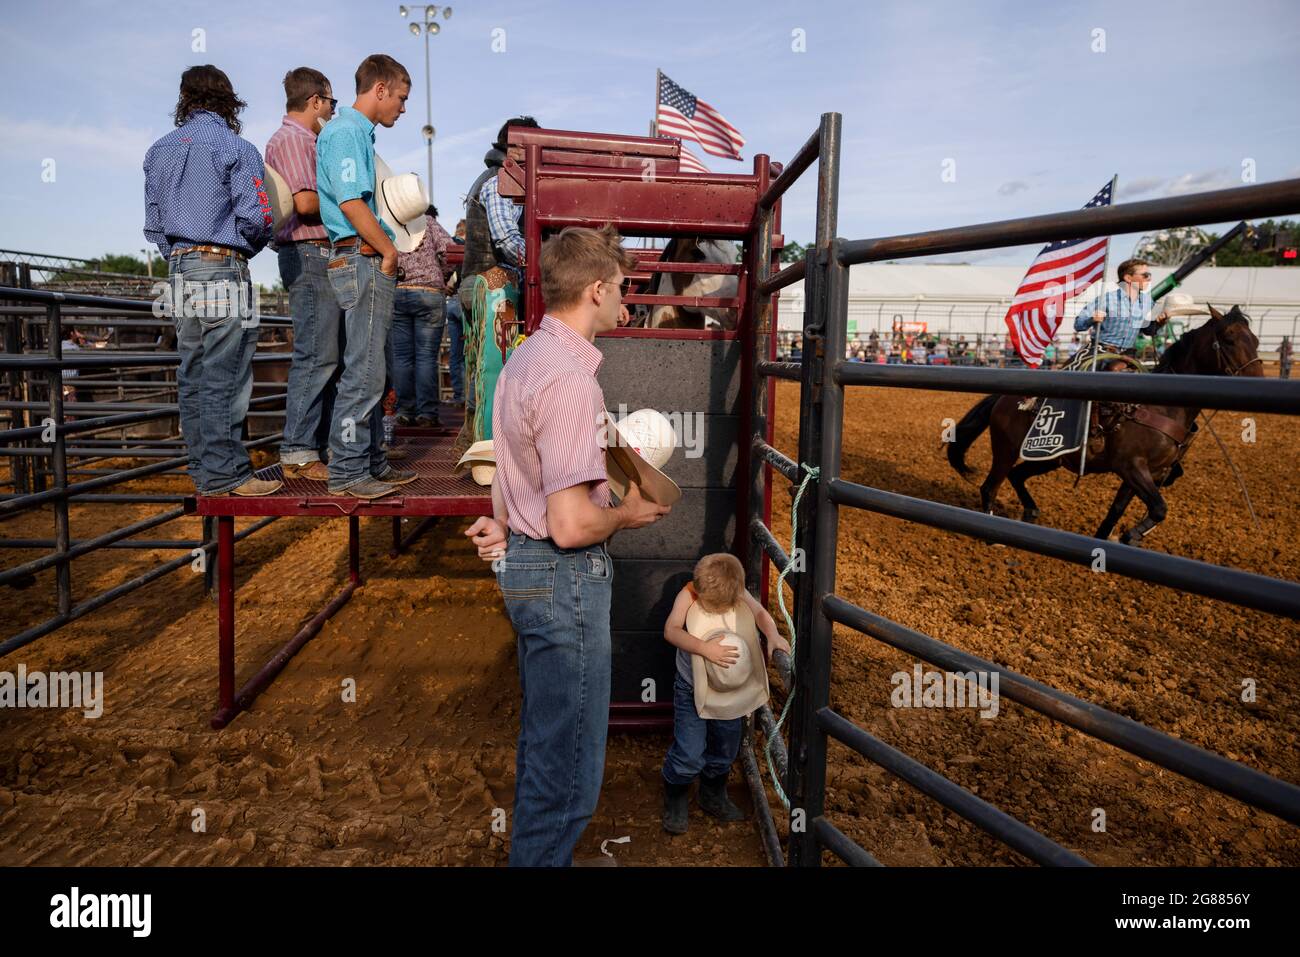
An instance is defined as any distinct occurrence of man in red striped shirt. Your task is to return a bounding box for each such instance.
[465,224,669,866]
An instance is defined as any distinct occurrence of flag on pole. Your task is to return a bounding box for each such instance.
[661,139,709,173]
[1003,180,1114,367]
[656,71,745,160]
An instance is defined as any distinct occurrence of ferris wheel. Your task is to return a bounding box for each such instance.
[1131,225,1213,266]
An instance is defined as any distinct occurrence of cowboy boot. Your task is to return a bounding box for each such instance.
[698,772,744,822]
[662,780,690,834]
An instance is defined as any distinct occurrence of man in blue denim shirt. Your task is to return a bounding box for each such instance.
[143,65,277,497]
[1073,258,1164,355]
[316,54,416,498]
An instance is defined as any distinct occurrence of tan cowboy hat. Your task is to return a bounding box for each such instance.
[604,408,682,506]
[1158,291,1210,320]
[689,602,770,720]
[374,154,429,253]
[455,439,495,486]
[263,163,295,235]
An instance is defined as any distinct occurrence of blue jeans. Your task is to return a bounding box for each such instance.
[662,673,743,785]
[390,288,445,418]
[445,292,465,402]
[278,243,342,466]
[169,250,258,494]
[325,250,395,490]
[496,531,613,867]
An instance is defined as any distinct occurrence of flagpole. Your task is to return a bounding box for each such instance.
[1089,173,1120,354]
[1078,172,1119,477]
[652,68,661,139]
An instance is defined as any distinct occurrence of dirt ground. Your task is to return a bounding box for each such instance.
[2,377,1296,867]
[764,379,1299,865]
[0,475,763,866]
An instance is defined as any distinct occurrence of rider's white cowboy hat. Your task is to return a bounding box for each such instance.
[689,602,770,720]
[374,154,429,253]
[455,439,495,486]
[604,408,682,506]
[1157,291,1210,321]
[262,163,296,235]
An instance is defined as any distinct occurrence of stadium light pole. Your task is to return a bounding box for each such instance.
[398,4,453,203]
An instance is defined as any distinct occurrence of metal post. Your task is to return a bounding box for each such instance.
[348,515,361,585]
[215,515,235,728]
[523,143,542,333]
[423,25,434,198]
[742,154,775,598]
[786,112,841,867]
[47,303,72,616]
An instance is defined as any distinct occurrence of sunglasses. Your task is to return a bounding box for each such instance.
[316,93,338,110]
[601,278,633,296]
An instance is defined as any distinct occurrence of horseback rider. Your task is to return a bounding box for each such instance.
[1073,257,1166,359]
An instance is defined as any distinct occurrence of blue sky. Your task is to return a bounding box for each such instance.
[1,0,1297,288]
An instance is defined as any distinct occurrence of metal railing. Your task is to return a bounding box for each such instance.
[743,112,1300,866]
[0,285,284,654]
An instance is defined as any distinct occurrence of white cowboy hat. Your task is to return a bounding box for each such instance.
[1158,291,1210,320]
[689,603,770,720]
[374,154,429,253]
[604,408,682,506]
[455,439,495,486]
[262,163,295,235]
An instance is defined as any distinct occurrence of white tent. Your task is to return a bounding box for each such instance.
[776,266,1300,346]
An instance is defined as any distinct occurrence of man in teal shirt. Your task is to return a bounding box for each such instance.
[316,53,414,498]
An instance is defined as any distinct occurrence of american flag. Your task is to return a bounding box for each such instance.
[1003,180,1113,367]
[659,137,710,174]
[656,72,745,160]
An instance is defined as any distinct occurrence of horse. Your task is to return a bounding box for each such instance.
[647,236,739,329]
[946,306,1262,546]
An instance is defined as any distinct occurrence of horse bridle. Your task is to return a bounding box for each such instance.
[1210,322,1263,376]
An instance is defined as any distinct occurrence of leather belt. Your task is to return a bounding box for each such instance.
[398,283,444,292]
[171,244,246,262]
[293,238,331,247]
[332,236,382,258]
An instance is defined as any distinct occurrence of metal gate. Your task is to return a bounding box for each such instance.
[743,112,1300,866]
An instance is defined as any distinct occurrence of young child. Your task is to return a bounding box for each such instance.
[661,553,791,834]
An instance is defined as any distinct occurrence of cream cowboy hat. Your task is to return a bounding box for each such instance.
[689,601,770,720]
[455,439,495,486]
[1157,291,1210,320]
[604,408,682,507]
[374,154,429,254]
[262,163,295,235]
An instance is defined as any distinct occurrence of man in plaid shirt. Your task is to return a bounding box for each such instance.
[1073,258,1167,356]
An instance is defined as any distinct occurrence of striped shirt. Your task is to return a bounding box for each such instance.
[264,115,328,245]
[492,314,611,540]
[1073,287,1155,350]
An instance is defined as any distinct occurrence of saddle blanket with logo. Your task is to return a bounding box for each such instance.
[1019,397,1090,461]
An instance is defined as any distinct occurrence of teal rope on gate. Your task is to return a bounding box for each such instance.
[766,462,819,809]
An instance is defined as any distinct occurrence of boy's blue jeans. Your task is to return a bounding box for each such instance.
[279,242,342,466]
[325,249,395,490]
[662,673,743,785]
[168,250,257,494]
[496,531,613,867]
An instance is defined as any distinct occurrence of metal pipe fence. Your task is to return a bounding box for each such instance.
[744,113,1300,866]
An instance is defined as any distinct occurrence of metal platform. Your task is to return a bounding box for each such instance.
[184,419,493,730]
[191,430,491,519]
